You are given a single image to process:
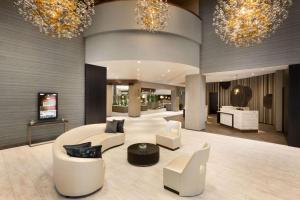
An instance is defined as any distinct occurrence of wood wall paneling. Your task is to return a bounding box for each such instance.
[206,73,276,125]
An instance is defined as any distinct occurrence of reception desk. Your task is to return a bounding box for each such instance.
[219,108,259,131]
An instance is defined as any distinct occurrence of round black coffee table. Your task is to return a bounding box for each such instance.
[127,143,159,166]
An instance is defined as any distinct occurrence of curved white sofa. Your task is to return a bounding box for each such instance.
[53,123,125,197]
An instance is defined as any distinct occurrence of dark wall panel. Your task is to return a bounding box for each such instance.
[85,64,107,124]
[288,65,300,147]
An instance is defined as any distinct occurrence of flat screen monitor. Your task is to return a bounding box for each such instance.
[38,93,58,120]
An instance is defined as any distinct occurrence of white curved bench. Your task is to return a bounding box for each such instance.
[53,123,125,197]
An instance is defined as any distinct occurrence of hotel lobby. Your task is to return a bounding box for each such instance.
[0,0,300,200]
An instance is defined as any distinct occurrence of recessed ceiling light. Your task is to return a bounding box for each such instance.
[167,69,171,73]
[137,61,141,64]
[251,72,255,76]
[107,67,110,70]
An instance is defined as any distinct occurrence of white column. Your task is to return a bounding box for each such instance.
[128,82,141,117]
[106,85,113,117]
[185,74,206,130]
[171,89,179,111]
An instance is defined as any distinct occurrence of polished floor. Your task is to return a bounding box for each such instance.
[0,112,299,200]
[165,114,287,145]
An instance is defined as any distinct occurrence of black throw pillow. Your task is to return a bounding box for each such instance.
[79,145,102,158]
[105,120,118,133]
[113,119,125,133]
[64,143,102,158]
[63,142,92,157]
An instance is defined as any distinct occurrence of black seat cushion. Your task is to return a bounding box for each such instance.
[113,119,125,133]
[105,120,118,133]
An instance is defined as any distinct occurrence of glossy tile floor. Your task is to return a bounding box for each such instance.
[0,112,299,200]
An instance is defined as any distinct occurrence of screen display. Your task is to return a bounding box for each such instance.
[38,93,58,120]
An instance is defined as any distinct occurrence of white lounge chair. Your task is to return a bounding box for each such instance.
[163,143,210,196]
[156,120,182,150]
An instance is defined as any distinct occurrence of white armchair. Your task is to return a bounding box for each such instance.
[156,120,182,150]
[163,143,210,196]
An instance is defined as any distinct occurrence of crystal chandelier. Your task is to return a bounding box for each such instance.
[135,0,169,32]
[213,0,292,47]
[15,0,95,38]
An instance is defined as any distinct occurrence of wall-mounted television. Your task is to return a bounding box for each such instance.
[38,93,58,120]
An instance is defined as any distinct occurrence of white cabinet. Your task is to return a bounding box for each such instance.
[219,108,259,131]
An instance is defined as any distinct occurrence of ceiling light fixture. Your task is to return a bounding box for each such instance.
[213,0,292,47]
[15,0,95,38]
[135,0,169,32]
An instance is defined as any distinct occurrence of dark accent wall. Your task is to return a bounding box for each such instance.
[283,70,289,135]
[0,0,85,149]
[206,73,276,124]
[287,65,300,147]
[199,1,300,73]
[85,64,107,124]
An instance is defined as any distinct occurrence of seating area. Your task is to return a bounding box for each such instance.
[53,120,210,197]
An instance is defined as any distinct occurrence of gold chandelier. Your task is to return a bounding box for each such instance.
[15,0,95,38]
[213,0,292,47]
[135,0,169,32]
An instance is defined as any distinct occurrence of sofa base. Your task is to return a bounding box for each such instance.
[164,185,179,195]
[102,143,125,154]
[157,144,179,151]
[56,186,102,198]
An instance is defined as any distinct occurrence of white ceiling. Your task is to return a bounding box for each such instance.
[91,60,287,85]
[92,60,199,86]
[204,65,288,83]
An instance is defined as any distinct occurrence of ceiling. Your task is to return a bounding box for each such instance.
[204,65,288,83]
[91,60,199,86]
[95,0,188,6]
